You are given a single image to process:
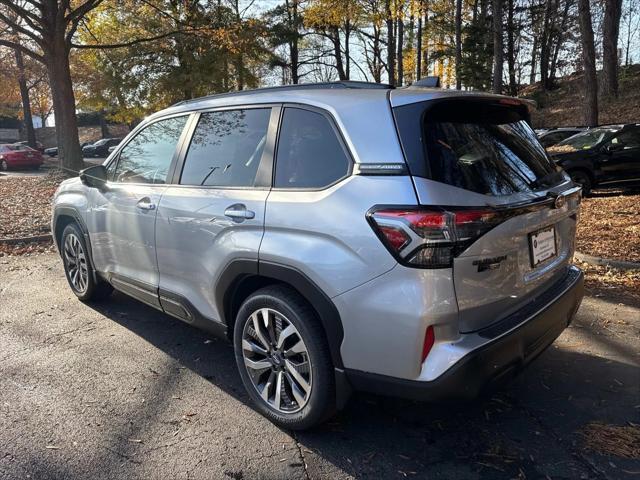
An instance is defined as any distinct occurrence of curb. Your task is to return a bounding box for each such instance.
[0,234,52,245]
[575,251,640,271]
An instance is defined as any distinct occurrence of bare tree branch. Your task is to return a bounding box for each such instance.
[0,17,43,47]
[0,0,43,30]
[71,29,186,49]
[0,38,44,62]
[66,0,103,22]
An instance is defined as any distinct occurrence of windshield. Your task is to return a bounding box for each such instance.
[548,127,619,153]
[93,139,108,146]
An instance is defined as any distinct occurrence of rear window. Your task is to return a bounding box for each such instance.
[394,99,561,196]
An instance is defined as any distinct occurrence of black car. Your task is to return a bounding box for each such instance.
[548,124,640,194]
[45,142,92,157]
[82,138,122,158]
[538,127,587,148]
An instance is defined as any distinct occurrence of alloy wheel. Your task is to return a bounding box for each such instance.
[63,233,89,293]
[241,308,312,413]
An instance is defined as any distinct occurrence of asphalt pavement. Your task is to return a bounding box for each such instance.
[1,253,638,479]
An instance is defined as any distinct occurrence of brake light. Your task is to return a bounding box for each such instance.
[368,207,504,268]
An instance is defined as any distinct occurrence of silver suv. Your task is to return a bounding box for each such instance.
[52,82,584,430]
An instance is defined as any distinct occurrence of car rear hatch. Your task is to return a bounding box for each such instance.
[390,91,581,333]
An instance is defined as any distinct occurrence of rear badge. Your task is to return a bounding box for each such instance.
[473,255,507,272]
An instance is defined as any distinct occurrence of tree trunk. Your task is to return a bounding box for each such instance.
[289,0,300,84]
[235,53,245,90]
[372,23,382,82]
[492,0,504,93]
[577,0,598,126]
[397,16,404,86]
[13,47,36,148]
[506,0,517,94]
[416,14,422,80]
[345,19,351,80]
[602,0,623,97]
[332,28,347,80]
[290,39,299,84]
[455,0,462,89]
[99,110,110,138]
[422,0,429,76]
[386,0,396,85]
[539,0,556,89]
[46,40,84,174]
[530,33,538,84]
[549,0,573,83]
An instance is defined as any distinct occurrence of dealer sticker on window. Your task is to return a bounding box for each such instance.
[529,226,557,267]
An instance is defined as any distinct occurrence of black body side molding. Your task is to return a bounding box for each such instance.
[216,259,345,370]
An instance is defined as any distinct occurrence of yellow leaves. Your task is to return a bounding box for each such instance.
[304,0,364,29]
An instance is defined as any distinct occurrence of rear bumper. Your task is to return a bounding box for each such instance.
[344,265,584,401]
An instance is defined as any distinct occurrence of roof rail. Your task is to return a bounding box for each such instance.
[172,81,394,107]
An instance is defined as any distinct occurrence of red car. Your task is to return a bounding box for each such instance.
[0,144,44,171]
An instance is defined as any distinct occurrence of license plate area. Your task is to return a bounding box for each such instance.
[529,225,557,268]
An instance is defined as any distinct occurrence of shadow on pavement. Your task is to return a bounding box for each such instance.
[87,291,640,479]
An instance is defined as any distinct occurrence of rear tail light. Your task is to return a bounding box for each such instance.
[367,207,505,268]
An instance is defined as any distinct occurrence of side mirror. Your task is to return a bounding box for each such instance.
[79,164,108,190]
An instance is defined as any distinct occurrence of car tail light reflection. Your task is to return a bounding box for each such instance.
[421,325,435,363]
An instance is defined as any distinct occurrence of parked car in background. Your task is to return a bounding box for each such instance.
[82,138,122,158]
[44,146,58,157]
[108,145,118,154]
[45,142,102,158]
[52,82,584,430]
[538,127,587,148]
[16,140,45,153]
[548,123,640,194]
[0,144,44,171]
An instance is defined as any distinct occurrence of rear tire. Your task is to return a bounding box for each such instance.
[61,223,113,302]
[569,169,592,195]
[0,160,8,171]
[233,285,336,430]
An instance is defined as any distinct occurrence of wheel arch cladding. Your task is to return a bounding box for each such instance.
[216,259,345,369]
[53,208,86,252]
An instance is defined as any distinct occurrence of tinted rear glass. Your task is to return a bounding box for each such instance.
[394,100,561,196]
[274,108,350,189]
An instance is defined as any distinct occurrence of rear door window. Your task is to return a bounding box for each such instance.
[394,100,561,196]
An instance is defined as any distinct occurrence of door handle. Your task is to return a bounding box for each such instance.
[224,204,255,221]
[136,198,156,211]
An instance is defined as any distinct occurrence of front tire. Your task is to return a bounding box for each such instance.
[234,285,336,430]
[0,160,8,171]
[61,223,113,302]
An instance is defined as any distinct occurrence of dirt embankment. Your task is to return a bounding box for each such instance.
[523,65,640,128]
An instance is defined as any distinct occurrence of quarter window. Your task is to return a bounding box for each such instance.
[180,109,271,187]
[112,115,187,184]
[274,108,350,189]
